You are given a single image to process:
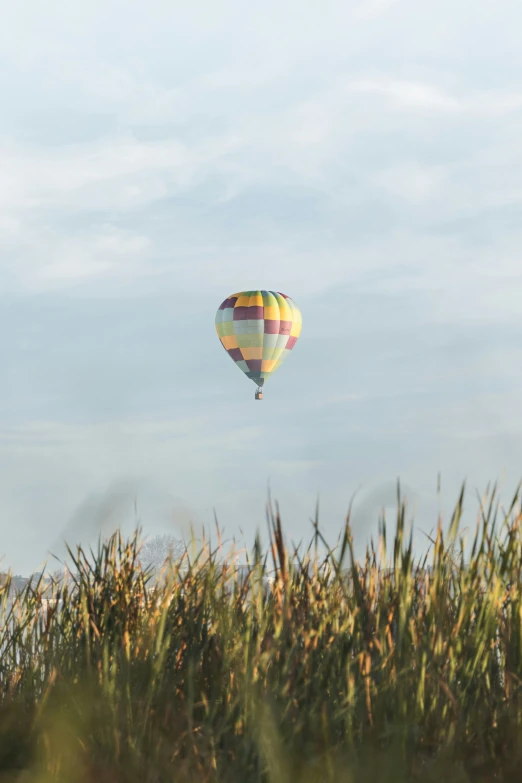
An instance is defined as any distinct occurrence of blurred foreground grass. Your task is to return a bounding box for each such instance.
[1,482,522,781]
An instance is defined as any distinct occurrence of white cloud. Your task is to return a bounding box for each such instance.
[355,0,404,18]
[0,224,154,292]
[349,78,522,116]
[36,229,151,285]
[374,162,447,202]
[0,135,242,211]
[350,79,462,111]
[0,215,22,240]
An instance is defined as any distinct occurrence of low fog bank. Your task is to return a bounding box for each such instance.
[2,476,506,580]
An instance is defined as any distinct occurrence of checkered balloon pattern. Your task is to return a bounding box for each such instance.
[215,290,302,388]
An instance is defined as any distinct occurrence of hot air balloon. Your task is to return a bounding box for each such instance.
[215,290,302,400]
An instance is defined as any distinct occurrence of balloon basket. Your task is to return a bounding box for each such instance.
[255,389,263,400]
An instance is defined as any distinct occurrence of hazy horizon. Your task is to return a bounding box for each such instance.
[1,0,522,574]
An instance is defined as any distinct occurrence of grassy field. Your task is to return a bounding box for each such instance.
[1,481,522,782]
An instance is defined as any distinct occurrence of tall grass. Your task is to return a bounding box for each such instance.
[0,481,522,781]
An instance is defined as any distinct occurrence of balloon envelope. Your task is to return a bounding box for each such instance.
[215,290,302,387]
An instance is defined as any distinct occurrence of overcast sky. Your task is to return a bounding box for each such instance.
[1,0,521,574]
